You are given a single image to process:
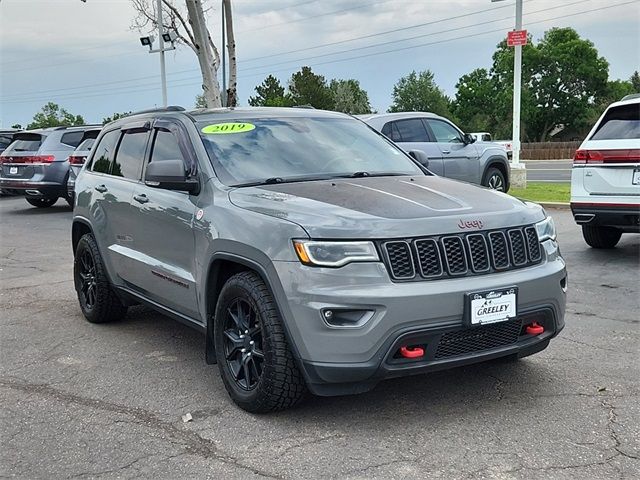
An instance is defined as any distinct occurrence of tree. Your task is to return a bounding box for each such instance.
[102,112,132,124]
[288,66,334,109]
[11,124,22,130]
[248,75,291,107]
[195,93,207,108]
[131,0,235,108]
[630,71,640,92]
[452,28,610,141]
[388,70,451,117]
[222,0,237,107]
[329,79,372,114]
[27,103,85,129]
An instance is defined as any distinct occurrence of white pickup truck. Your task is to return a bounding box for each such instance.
[470,132,513,160]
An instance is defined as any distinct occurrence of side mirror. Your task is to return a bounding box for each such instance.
[463,133,476,144]
[408,150,429,169]
[145,159,199,194]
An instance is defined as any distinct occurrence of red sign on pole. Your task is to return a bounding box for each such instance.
[507,30,528,47]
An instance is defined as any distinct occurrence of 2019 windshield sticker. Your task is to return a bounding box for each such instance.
[201,123,255,134]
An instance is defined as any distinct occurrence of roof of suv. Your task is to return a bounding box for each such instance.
[190,106,350,121]
[356,112,444,122]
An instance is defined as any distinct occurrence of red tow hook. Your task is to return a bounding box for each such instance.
[526,322,544,335]
[399,345,425,359]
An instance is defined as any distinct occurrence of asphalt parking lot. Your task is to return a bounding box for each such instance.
[1,195,638,479]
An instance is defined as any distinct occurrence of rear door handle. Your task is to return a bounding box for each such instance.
[94,184,107,193]
[133,194,149,204]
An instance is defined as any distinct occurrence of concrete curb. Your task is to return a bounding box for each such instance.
[536,201,570,210]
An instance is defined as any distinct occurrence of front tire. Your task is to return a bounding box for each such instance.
[26,197,57,208]
[74,233,127,323]
[214,271,306,413]
[582,225,622,249]
[483,167,507,192]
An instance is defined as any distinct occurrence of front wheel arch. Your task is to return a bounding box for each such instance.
[482,160,510,192]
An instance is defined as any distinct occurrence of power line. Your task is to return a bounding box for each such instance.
[1,1,635,105]
[239,0,591,74]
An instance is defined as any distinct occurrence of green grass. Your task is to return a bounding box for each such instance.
[508,182,570,203]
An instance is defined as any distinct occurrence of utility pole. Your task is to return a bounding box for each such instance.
[157,0,168,107]
[512,0,522,167]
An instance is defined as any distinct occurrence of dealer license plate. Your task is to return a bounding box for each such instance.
[467,287,517,326]
[632,168,640,185]
[9,166,18,175]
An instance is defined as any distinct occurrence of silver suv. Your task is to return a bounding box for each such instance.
[0,125,100,208]
[361,112,511,191]
[72,107,566,412]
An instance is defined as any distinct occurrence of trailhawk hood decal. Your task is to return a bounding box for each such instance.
[228,176,544,238]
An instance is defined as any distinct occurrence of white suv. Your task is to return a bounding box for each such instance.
[570,94,640,248]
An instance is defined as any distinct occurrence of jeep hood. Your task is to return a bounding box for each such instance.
[228,175,545,238]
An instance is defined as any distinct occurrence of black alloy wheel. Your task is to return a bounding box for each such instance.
[222,298,265,390]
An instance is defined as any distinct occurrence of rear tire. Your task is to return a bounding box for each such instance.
[483,167,506,192]
[582,225,622,249]
[214,271,306,413]
[26,197,57,208]
[74,233,127,323]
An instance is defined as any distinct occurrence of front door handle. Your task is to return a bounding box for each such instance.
[133,194,149,204]
[94,184,107,193]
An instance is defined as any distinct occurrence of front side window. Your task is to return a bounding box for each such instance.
[591,104,640,140]
[427,119,463,143]
[150,129,184,163]
[90,130,120,174]
[394,119,429,142]
[112,131,148,180]
[198,116,423,186]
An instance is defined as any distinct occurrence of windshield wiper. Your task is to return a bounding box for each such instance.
[263,177,284,184]
[339,171,411,179]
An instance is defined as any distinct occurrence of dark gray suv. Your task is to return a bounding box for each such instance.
[0,125,100,208]
[72,107,567,412]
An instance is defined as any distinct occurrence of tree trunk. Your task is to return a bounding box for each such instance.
[223,0,237,107]
[185,0,222,108]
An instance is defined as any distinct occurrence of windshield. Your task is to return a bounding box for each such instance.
[198,116,424,186]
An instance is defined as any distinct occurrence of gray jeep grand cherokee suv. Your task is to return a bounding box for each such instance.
[72,106,567,412]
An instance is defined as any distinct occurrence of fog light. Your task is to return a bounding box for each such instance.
[321,309,374,328]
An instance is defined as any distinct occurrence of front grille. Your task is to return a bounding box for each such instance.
[434,319,522,359]
[381,225,542,281]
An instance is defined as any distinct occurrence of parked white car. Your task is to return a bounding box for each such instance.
[570,93,640,248]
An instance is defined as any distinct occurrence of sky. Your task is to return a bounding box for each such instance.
[0,0,639,128]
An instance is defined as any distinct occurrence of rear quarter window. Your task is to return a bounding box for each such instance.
[60,131,86,148]
[591,104,640,140]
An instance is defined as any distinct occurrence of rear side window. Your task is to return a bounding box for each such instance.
[381,122,402,142]
[90,130,120,174]
[150,129,184,162]
[591,104,640,140]
[482,134,492,141]
[4,134,43,153]
[112,131,149,180]
[394,119,429,142]
[60,131,85,148]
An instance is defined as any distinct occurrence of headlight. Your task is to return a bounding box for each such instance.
[535,216,556,242]
[293,240,379,267]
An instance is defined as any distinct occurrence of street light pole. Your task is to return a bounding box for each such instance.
[157,0,168,107]
[512,0,522,166]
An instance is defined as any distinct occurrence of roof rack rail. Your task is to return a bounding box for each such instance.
[621,93,640,101]
[127,106,186,116]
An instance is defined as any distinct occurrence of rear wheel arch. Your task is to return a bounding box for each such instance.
[72,219,93,254]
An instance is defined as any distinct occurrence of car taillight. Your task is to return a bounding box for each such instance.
[68,156,87,165]
[574,149,640,164]
[0,155,55,164]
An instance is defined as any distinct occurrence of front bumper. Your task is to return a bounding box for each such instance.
[272,240,567,396]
